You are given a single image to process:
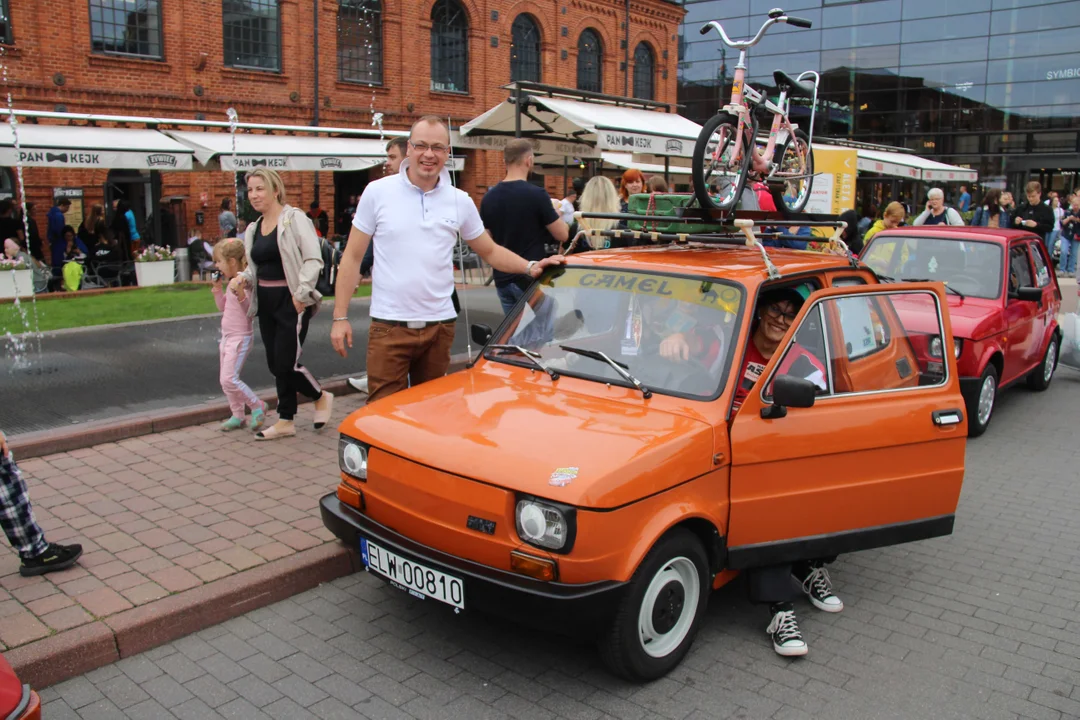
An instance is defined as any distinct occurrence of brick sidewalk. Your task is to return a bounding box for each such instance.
[0,396,366,652]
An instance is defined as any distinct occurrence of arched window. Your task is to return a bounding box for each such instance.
[431,0,469,93]
[338,0,382,85]
[510,14,541,83]
[576,29,603,93]
[633,42,655,100]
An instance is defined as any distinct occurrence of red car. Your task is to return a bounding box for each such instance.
[860,227,1061,436]
[0,653,40,720]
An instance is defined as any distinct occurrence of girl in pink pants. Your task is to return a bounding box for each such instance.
[212,239,267,431]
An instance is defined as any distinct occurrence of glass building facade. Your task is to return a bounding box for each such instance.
[677,0,1080,195]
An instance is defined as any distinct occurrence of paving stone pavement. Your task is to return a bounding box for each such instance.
[39,370,1080,719]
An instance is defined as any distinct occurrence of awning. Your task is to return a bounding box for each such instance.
[0,125,194,170]
[459,96,702,159]
[167,131,388,172]
[856,148,977,183]
[601,152,691,175]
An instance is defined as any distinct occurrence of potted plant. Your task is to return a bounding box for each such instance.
[0,256,33,299]
[134,245,176,287]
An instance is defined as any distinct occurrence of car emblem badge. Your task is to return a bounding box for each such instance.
[549,467,579,487]
[466,516,496,535]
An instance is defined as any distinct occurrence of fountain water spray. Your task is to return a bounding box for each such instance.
[226,107,240,217]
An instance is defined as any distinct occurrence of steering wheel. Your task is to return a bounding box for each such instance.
[947,273,983,290]
[638,347,717,394]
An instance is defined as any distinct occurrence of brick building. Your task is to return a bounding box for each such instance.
[0,0,684,251]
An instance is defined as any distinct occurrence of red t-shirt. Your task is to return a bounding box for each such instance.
[733,341,827,411]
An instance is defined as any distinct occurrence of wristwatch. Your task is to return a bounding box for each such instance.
[525,260,538,275]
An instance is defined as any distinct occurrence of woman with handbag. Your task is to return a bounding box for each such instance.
[229,169,333,440]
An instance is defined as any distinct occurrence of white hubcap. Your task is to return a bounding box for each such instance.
[1044,340,1057,383]
[977,374,996,427]
[638,557,700,659]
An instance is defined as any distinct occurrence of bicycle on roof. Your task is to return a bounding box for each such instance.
[692,8,819,215]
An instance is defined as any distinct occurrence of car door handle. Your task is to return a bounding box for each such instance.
[932,409,964,427]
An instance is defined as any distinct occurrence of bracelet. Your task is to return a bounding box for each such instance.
[332,317,349,322]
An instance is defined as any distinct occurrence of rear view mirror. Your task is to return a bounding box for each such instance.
[1014,286,1042,302]
[761,375,817,419]
[471,323,493,345]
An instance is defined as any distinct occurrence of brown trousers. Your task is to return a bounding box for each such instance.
[366,321,455,404]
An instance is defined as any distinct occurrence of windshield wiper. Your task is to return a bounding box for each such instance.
[559,345,653,399]
[487,345,560,382]
[902,278,965,299]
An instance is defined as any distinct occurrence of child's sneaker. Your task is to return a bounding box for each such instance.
[220,416,245,431]
[250,403,267,431]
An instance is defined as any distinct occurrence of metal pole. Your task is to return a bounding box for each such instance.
[563,156,569,197]
[514,95,522,138]
[664,157,670,185]
[312,0,320,202]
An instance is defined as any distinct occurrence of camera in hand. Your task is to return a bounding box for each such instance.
[211,271,222,282]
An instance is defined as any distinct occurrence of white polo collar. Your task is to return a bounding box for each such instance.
[399,158,452,195]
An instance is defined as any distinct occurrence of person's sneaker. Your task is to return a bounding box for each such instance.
[220,416,245,432]
[347,377,369,394]
[250,402,267,432]
[20,543,83,577]
[767,609,808,657]
[801,565,844,613]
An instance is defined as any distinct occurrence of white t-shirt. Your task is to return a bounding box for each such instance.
[354,159,485,321]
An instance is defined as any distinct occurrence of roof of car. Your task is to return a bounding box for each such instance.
[564,245,863,285]
[870,226,1040,246]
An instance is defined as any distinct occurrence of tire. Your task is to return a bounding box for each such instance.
[966,364,998,438]
[598,529,710,682]
[692,112,751,214]
[774,129,814,213]
[1027,333,1058,391]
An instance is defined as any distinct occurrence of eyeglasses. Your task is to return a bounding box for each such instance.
[410,142,450,155]
[764,303,798,323]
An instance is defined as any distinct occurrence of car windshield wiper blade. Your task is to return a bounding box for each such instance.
[873,271,899,283]
[487,344,560,381]
[559,345,653,399]
[902,278,964,298]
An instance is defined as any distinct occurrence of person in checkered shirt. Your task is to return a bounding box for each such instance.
[0,431,82,577]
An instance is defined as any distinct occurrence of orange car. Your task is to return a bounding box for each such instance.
[0,653,40,720]
[322,244,967,681]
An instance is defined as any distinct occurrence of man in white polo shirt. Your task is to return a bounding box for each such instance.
[330,115,565,404]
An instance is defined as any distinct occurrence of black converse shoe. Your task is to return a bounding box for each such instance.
[766,609,808,657]
[801,565,844,613]
[20,543,83,577]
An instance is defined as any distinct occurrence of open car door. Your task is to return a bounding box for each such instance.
[727,282,966,569]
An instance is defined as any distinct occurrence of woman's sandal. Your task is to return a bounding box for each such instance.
[254,423,296,441]
[313,391,334,430]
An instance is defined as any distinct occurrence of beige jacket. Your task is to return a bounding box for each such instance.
[240,204,324,318]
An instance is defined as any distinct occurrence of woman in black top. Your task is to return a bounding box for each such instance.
[90,222,124,284]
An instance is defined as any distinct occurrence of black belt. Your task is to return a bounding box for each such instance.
[371,317,455,329]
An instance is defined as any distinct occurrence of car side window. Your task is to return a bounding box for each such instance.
[1009,244,1034,293]
[835,296,891,361]
[831,277,867,288]
[765,303,831,399]
[1029,242,1051,288]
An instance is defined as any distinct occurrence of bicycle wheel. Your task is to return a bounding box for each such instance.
[692,112,752,213]
[773,129,814,213]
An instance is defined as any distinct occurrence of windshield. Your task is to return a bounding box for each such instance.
[486,268,745,399]
[861,235,1003,299]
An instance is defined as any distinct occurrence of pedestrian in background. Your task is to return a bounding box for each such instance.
[0,199,25,251]
[1047,195,1065,261]
[46,197,70,273]
[229,168,333,440]
[647,175,669,194]
[20,203,42,262]
[78,203,104,253]
[219,198,238,239]
[972,189,1009,229]
[0,431,83,577]
[863,201,907,242]
[212,238,267,432]
[957,184,971,213]
[1059,194,1080,278]
[913,188,964,226]
[567,176,621,252]
[1013,181,1055,255]
[307,200,330,238]
[330,116,565,404]
[559,176,586,225]
[480,138,568,314]
[1000,191,1016,215]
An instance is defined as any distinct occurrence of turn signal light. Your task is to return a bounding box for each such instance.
[337,483,364,510]
[510,551,557,581]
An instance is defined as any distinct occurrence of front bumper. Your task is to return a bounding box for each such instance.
[320,493,625,627]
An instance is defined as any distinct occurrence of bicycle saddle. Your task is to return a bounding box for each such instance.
[773,70,816,99]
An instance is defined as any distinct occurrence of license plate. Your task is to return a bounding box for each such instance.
[360,538,465,610]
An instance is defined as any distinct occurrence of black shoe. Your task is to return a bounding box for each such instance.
[800,565,844,613]
[766,608,808,657]
[20,543,83,577]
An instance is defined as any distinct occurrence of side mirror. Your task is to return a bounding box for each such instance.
[761,375,817,419]
[1014,286,1042,302]
[471,323,493,346]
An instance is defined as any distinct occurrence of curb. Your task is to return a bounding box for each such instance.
[7,543,360,690]
[9,354,472,459]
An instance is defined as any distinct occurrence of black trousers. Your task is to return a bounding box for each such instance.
[747,557,836,610]
[256,285,322,420]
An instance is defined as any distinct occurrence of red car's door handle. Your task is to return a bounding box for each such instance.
[932,409,964,427]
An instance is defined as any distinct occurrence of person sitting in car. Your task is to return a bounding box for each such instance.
[731,287,841,658]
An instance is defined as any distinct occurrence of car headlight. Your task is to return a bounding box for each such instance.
[515,497,576,553]
[338,435,368,480]
[929,336,943,358]
[953,338,963,358]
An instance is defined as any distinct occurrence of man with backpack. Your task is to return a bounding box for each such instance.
[913,188,965,226]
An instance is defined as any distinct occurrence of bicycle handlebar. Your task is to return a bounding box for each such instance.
[698,11,811,48]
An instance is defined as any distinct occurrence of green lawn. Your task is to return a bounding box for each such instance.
[1,283,372,334]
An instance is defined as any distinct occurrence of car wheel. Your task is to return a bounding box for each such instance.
[1027,334,1058,391]
[598,529,710,682]
[967,364,998,438]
